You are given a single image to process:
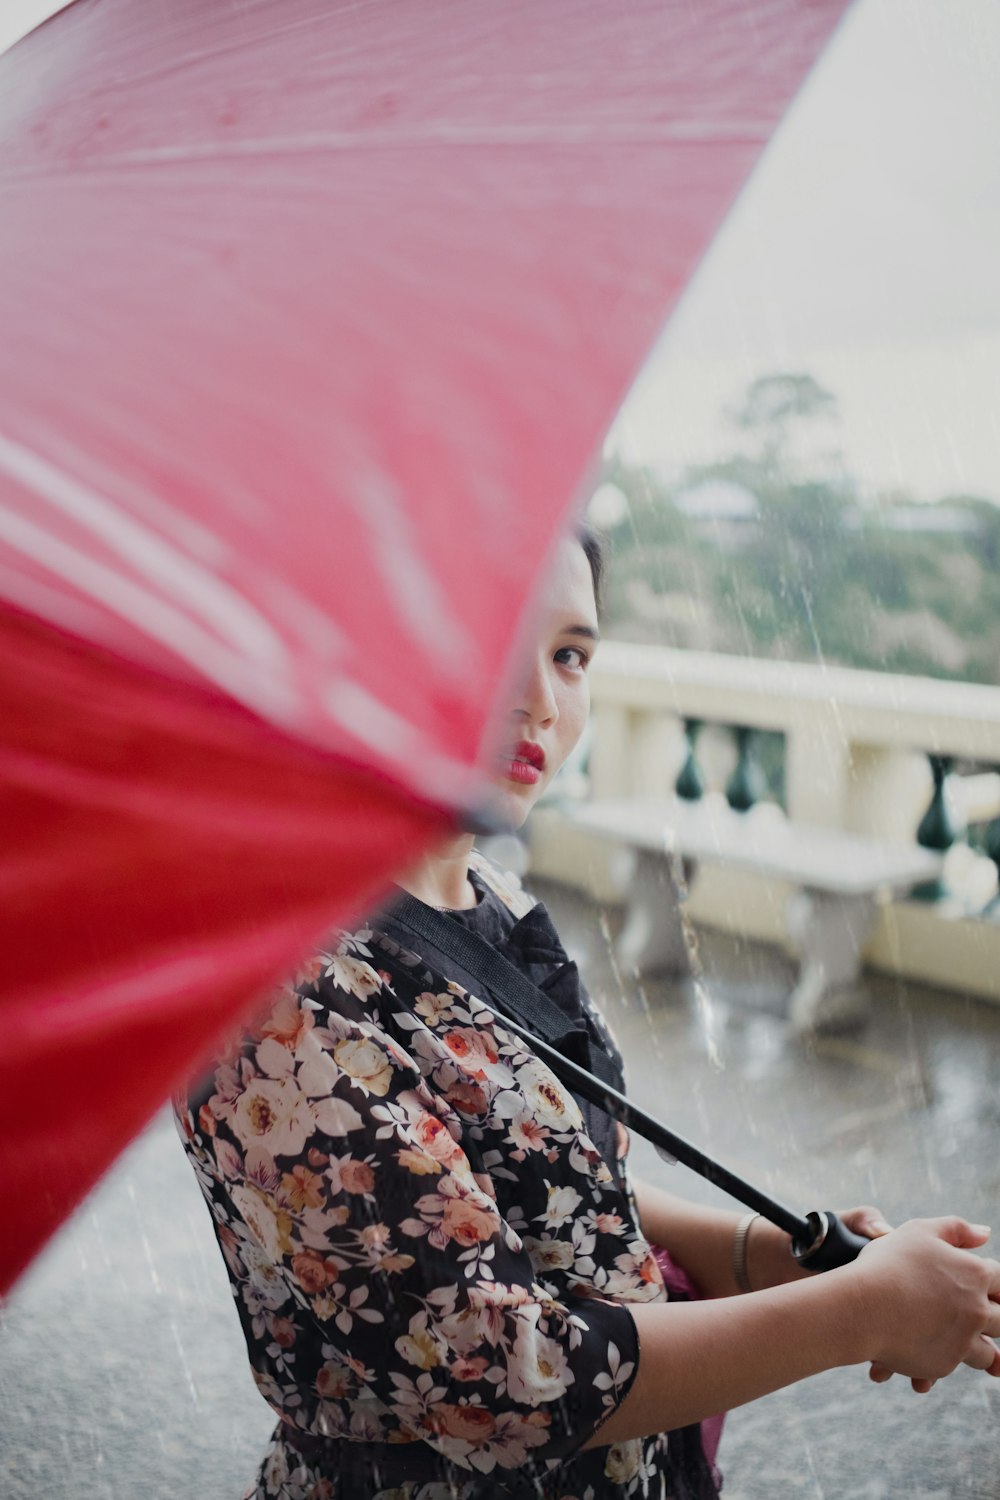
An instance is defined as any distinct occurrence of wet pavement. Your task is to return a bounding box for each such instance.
[2,879,999,1499]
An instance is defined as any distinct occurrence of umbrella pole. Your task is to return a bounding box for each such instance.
[476,998,869,1273]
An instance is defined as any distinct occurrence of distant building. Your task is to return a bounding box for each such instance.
[845,503,983,536]
[675,478,759,520]
[876,504,983,535]
[673,478,759,548]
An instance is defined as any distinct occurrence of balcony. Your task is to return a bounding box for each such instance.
[527,641,1000,1009]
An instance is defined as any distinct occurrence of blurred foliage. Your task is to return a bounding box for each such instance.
[599,373,1000,688]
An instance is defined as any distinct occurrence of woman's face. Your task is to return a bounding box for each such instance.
[486,537,599,829]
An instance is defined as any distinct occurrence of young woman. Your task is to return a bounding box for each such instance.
[176,529,1000,1500]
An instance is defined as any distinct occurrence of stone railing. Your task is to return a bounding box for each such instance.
[528,642,1000,1004]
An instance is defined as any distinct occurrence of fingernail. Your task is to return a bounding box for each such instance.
[870,1219,892,1235]
[972,1224,992,1236]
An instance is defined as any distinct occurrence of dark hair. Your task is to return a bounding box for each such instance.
[576,519,607,618]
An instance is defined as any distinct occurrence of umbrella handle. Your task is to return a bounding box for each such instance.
[792,1210,871,1272]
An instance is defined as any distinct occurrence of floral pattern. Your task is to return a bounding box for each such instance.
[176,857,685,1499]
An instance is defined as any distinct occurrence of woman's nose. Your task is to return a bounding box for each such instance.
[514,657,558,727]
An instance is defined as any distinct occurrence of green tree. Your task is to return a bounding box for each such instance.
[726,372,838,473]
[596,373,1000,687]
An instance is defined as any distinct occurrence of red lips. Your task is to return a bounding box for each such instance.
[512,739,545,770]
[496,738,546,787]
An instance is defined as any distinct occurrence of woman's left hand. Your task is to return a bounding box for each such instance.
[749,1202,892,1292]
[837,1204,894,1244]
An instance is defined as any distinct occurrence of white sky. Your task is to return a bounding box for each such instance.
[612,0,1000,502]
[6,0,1000,502]
[0,0,71,54]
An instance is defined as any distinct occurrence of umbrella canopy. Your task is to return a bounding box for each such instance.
[0,0,848,1291]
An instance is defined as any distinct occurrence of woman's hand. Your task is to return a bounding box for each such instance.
[747,1203,892,1293]
[831,1206,930,1391]
[837,1208,1000,1393]
[837,1204,894,1242]
[748,1204,1000,1394]
[852,1217,1000,1386]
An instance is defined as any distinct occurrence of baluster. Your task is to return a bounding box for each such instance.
[913,753,965,900]
[675,718,704,801]
[981,813,1000,916]
[726,725,768,812]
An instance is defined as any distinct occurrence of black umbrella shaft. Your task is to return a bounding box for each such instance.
[479,1000,810,1242]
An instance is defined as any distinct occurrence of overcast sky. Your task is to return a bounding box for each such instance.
[6,0,999,502]
[611,0,1000,502]
[0,0,69,53]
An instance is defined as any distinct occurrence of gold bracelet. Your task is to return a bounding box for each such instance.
[733,1211,761,1294]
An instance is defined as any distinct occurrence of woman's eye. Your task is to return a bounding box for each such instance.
[554,646,589,671]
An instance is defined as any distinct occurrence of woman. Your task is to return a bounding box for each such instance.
[176,528,1000,1500]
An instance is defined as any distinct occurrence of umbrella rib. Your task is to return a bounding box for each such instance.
[0,121,775,181]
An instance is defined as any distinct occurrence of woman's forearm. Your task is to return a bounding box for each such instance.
[632,1177,741,1296]
[583,1269,864,1446]
[632,1177,799,1298]
[585,1215,1000,1449]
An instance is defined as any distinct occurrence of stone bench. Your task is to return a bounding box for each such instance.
[564,795,944,1031]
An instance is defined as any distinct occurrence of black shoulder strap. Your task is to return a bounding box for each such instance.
[386,896,816,1246]
[389,890,621,1089]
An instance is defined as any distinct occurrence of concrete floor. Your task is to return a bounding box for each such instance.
[3,882,999,1499]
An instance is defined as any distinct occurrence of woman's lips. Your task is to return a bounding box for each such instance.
[498,739,545,785]
[500,759,541,785]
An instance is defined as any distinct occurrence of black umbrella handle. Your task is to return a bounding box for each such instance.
[792,1210,871,1271]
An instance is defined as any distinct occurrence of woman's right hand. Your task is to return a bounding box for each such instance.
[853,1217,1000,1383]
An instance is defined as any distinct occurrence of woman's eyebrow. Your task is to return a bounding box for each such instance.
[563,623,601,643]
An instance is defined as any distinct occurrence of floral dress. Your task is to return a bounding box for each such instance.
[175,854,718,1500]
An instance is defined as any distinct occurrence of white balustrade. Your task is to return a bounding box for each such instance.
[528,642,1000,1008]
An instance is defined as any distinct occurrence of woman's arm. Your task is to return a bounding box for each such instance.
[632,1177,746,1297]
[584,1216,1000,1448]
[632,1176,892,1297]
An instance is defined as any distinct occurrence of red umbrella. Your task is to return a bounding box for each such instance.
[0,0,848,1292]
